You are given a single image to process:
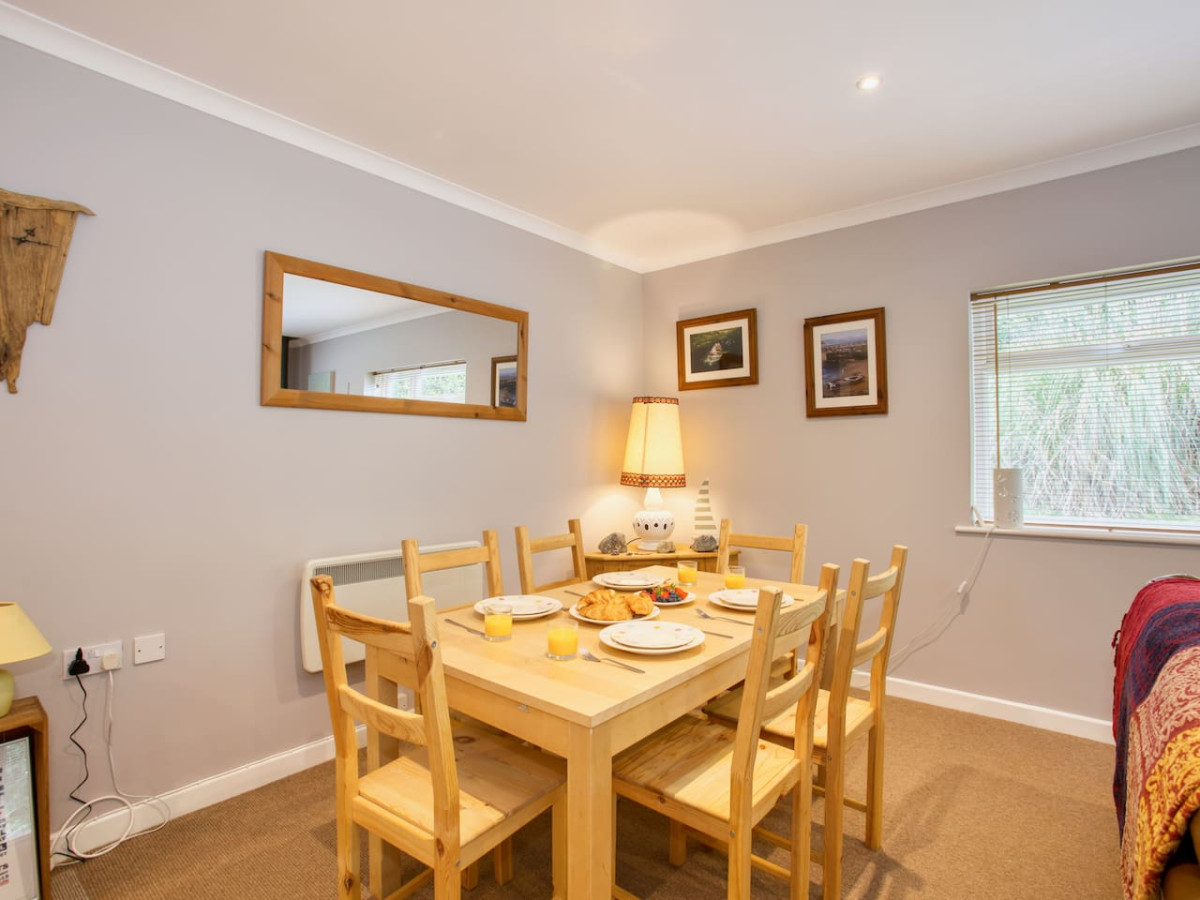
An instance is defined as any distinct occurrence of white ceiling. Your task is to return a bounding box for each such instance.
[4,1,1200,272]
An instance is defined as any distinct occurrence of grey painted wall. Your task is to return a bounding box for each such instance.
[0,38,643,828]
[642,145,1200,724]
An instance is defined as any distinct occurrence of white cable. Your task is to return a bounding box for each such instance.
[888,525,996,672]
[51,672,171,861]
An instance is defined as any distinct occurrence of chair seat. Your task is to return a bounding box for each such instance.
[359,724,565,846]
[705,687,875,751]
[613,714,801,823]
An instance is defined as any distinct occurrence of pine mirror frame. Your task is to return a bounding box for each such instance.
[261,252,528,420]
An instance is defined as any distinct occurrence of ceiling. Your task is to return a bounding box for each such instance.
[4,1,1200,272]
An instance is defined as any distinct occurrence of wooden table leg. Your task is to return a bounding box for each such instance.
[567,722,613,900]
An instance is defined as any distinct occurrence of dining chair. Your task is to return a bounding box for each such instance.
[310,575,566,900]
[716,517,808,585]
[398,529,510,885]
[514,518,586,593]
[612,565,840,900]
[705,545,908,900]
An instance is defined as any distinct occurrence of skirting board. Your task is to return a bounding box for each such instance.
[854,671,1113,744]
[50,725,366,861]
[54,677,1111,857]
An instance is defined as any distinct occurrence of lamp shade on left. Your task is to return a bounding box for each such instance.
[0,602,51,717]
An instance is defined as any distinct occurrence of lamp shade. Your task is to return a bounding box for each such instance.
[620,396,685,487]
[0,602,51,665]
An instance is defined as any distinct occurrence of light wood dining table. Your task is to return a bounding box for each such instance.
[370,564,827,900]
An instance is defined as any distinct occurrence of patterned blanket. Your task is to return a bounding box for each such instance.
[1112,575,1200,900]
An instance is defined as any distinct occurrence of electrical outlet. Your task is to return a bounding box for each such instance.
[134,633,166,664]
[61,641,123,679]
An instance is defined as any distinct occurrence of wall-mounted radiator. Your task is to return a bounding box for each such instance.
[300,541,482,674]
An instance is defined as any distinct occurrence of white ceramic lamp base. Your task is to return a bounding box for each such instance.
[632,509,675,550]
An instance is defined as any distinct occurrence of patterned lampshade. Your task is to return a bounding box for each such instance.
[621,396,686,487]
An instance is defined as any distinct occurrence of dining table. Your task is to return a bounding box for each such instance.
[369,563,828,900]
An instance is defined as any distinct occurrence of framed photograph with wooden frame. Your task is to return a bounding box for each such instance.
[491,355,518,408]
[676,308,758,390]
[803,307,888,417]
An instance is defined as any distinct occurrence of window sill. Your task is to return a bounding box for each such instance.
[954,524,1200,548]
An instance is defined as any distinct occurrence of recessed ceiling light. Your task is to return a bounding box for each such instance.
[856,73,882,92]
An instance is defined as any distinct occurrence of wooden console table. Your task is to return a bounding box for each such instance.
[0,696,50,900]
[584,548,738,578]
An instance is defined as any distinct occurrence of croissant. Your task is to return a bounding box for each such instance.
[577,588,636,621]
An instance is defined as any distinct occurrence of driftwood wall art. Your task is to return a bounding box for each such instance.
[0,187,94,393]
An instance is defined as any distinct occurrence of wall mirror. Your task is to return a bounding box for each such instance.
[261,252,527,420]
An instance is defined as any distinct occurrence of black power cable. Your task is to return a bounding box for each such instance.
[68,672,91,805]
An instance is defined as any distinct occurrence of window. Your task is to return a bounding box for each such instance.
[970,260,1200,534]
[367,361,467,403]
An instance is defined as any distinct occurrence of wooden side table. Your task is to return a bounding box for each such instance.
[0,696,50,900]
[584,549,739,579]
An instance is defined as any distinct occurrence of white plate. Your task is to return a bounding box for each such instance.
[570,603,659,625]
[599,623,705,656]
[593,571,665,591]
[474,595,562,619]
[709,589,795,611]
[608,620,701,649]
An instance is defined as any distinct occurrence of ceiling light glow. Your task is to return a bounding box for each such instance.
[856,73,882,91]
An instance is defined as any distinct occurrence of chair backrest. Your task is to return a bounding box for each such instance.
[515,519,587,593]
[729,567,837,820]
[310,575,460,844]
[401,529,504,601]
[716,518,808,584]
[826,545,909,731]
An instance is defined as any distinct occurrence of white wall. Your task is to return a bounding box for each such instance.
[0,38,643,829]
[642,146,1200,724]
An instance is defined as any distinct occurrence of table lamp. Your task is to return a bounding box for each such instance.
[0,602,51,717]
[621,396,686,551]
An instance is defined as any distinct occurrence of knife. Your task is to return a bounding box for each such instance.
[445,619,487,637]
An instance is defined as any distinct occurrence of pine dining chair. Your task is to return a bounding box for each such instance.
[612,565,840,900]
[706,545,908,900]
[310,576,566,900]
[514,518,587,593]
[716,518,808,585]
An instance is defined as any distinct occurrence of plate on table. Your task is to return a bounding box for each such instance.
[709,589,795,611]
[474,595,562,619]
[570,604,659,625]
[599,622,705,656]
[593,571,664,591]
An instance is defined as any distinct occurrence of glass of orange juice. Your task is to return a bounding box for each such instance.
[724,566,746,590]
[483,601,514,641]
[676,561,699,585]
[546,620,578,660]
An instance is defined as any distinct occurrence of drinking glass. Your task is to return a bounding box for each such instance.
[483,601,514,641]
[676,561,699,586]
[546,620,579,660]
[724,566,747,590]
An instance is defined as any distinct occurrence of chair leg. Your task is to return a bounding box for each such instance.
[493,839,514,885]
[728,824,754,900]
[668,820,688,866]
[865,718,884,850]
[337,815,361,900]
[822,744,845,900]
[792,762,813,900]
[460,862,479,889]
[435,861,463,900]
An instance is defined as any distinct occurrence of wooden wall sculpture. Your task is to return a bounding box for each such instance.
[0,187,94,393]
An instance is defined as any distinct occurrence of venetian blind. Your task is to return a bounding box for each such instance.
[369,361,466,403]
[969,260,1200,532]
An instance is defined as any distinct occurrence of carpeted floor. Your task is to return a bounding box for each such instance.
[51,696,1121,899]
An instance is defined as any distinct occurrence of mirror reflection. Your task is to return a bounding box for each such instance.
[261,253,528,420]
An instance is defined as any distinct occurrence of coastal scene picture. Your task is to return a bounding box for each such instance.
[677,308,758,390]
[804,307,888,417]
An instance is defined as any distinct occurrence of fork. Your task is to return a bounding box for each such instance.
[696,608,753,626]
[579,647,645,674]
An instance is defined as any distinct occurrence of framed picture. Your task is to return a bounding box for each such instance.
[491,355,518,408]
[676,308,758,390]
[803,307,888,417]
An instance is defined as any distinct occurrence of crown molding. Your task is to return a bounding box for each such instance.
[5,2,1200,277]
[0,2,646,273]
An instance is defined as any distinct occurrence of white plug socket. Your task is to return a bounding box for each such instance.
[62,640,123,678]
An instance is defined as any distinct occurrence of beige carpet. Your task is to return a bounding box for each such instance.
[51,696,1120,899]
